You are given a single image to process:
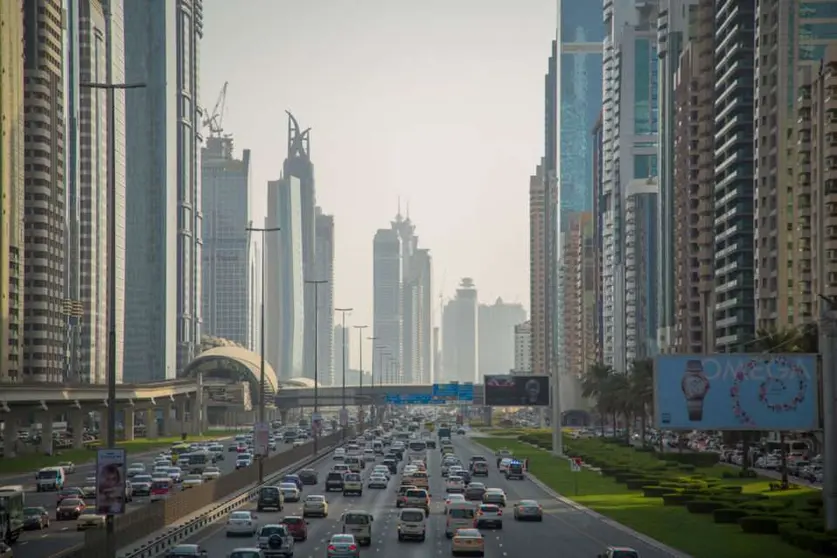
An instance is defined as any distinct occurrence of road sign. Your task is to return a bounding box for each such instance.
[386,394,445,405]
[253,422,270,457]
[570,457,583,472]
[432,382,459,400]
[458,383,474,402]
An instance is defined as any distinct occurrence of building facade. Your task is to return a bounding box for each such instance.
[392,211,418,384]
[201,136,251,346]
[123,0,203,381]
[0,0,25,381]
[248,238,260,353]
[591,112,604,365]
[528,161,552,377]
[441,278,479,384]
[513,321,532,374]
[314,208,334,386]
[23,0,66,382]
[413,248,433,385]
[478,298,527,377]
[373,228,401,384]
[624,179,659,361]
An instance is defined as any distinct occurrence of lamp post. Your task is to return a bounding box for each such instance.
[355,329,369,426]
[305,279,328,451]
[335,307,352,435]
[245,225,280,483]
[82,5,146,552]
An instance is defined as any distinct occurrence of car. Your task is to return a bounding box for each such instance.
[292,439,305,447]
[201,466,221,481]
[258,486,285,511]
[403,488,430,514]
[498,458,512,474]
[58,461,76,474]
[325,471,345,492]
[298,468,318,485]
[464,482,486,501]
[302,494,328,517]
[164,544,209,557]
[368,473,388,488]
[327,534,360,557]
[236,455,253,469]
[396,484,417,508]
[451,528,484,556]
[256,523,295,557]
[76,512,105,531]
[362,449,376,462]
[382,458,398,474]
[23,506,50,530]
[471,461,489,477]
[342,473,363,496]
[372,465,391,479]
[132,474,153,496]
[82,475,97,499]
[505,460,525,480]
[482,488,507,507]
[475,504,503,529]
[445,494,467,512]
[57,497,86,520]
[280,515,308,541]
[279,482,301,502]
[397,507,427,542]
[446,475,466,493]
[597,546,641,558]
[181,474,203,489]
[513,499,543,521]
[334,448,346,460]
[226,510,258,536]
[127,463,145,478]
[228,549,262,558]
[282,474,303,490]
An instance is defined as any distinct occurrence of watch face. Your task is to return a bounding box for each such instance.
[683,374,707,398]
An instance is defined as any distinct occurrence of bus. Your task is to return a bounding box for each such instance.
[407,440,427,461]
[0,485,25,544]
[184,451,212,474]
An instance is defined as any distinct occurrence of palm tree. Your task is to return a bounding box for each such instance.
[605,373,631,441]
[582,363,612,436]
[629,358,654,446]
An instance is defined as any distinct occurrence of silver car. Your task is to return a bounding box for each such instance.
[326,534,360,558]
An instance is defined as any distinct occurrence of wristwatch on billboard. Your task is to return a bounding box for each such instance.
[681,360,710,421]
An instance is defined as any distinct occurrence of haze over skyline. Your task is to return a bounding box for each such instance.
[201,0,554,363]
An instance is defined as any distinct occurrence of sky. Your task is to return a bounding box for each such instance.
[201,0,557,367]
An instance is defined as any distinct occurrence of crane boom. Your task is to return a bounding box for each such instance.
[202,81,228,137]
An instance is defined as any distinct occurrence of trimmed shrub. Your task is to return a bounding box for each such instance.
[662,493,694,506]
[713,508,749,524]
[718,485,743,494]
[678,464,697,472]
[779,525,837,554]
[739,515,780,535]
[657,452,721,468]
[808,496,824,508]
[642,486,674,498]
[686,500,726,514]
[626,479,653,490]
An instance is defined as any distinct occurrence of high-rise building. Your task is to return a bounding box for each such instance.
[591,112,604,365]
[441,278,478,384]
[754,2,837,333]
[0,0,25,382]
[432,326,441,384]
[332,324,350,388]
[478,299,526,377]
[672,3,714,354]
[793,46,837,323]
[624,179,659,360]
[529,161,553,377]
[372,228,401,384]
[248,238,261,353]
[513,321,532,374]
[265,176,304,380]
[557,0,603,231]
[201,136,251,346]
[123,0,203,381]
[656,0,697,353]
[315,208,334,386]
[23,0,66,382]
[414,248,433,385]
[601,1,659,372]
[712,0,755,351]
[392,210,418,383]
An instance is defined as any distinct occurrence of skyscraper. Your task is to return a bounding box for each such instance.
[0,0,25,382]
[624,179,659,360]
[373,228,401,384]
[265,176,304,380]
[315,208,334,386]
[392,210,417,383]
[123,0,203,381]
[441,278,479,384]
[248,238,261,353]
[23,0,66,382]
[201,136,251,346]
[528,161,553,377]
[478,299,527,377]
[414,248,433,385]
[513,321,532,374]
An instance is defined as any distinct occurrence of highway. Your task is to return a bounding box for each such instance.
[15,436,301,558]
[175,432,678,558]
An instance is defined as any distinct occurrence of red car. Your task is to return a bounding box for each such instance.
[281,515,308,541]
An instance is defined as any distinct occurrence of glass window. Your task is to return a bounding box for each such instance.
[799,44,828,60]
[799,3,837,19]
[799,23,837,40]
[181,14,192,91]
[634,155,657,179]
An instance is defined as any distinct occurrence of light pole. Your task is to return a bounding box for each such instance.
[306,279,328,450]
[335,307,352,436]
[245,225,280,483]
[354,329,369,426]
[83,4,146,552]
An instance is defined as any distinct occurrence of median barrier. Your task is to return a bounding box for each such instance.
[52,428,353,558]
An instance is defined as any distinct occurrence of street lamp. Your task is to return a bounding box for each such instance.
[83,5,146,553]
[245,225,280,483]
[305,279,328,451]
[335,307,352,435]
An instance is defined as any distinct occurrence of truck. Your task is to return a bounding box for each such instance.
[438,427,451,440]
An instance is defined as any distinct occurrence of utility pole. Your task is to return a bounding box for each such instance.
[82,3,145,553]
[820,295,837,529]
[245,225,280,482]
[306,279,328,450]
[335,307,352,436]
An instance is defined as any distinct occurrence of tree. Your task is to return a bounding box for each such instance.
[629,358,654,446]
[582,363,613,436]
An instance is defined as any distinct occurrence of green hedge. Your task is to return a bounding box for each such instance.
[657,451,721,468]
[713,508,749,524]
[685,500,727,514]
[740,516,781,535]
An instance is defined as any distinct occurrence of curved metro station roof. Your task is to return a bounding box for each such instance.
[183,346,279,395]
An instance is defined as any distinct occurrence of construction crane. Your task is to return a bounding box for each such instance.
[202,81,228,137]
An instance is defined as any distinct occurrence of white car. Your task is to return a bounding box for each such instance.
[476,503,503,528]
[76,512,105,531]
[368,474,388,489]
[334,448,346,461]
[202,466,221,481]
[236,455,253,469]
[292,439,305,448]
[226,510,257,536]
[451,528,484,555]
[181,474,203,489]
[127,463,145,478]
[445,494,467,512]
[279,482,300,502]
[362,449,376,462]
[302,494,328,517]
[372,465,390,479]
[166,467,183,483]
[82,476,97,499]
[446,475,466,493]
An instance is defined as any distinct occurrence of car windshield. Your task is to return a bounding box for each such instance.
[282,517,303,525]
[519,500,538,507]
[406,490,426,498]
[331,534,355,543]
[448,495,465,502]
[455,528,481,537]
[260,525,287,536]
[230,553,260,558]
[230,512,251,520]
[36,471,57,479]
[24,507,43,515]
[61,499,82,506]
[449,508,475,519]
[134,475,152,482]
[345,474,361,481]
[306,496,324,502]
[280,483,297,490]
[185,475,201,481]
[401,510,424,522]
[261,487,279,496]
[205,467,219,473]
[343,513,370,525]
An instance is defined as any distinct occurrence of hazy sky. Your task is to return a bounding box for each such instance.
[202,0,556,366]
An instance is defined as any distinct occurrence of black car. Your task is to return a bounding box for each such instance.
[426,440,436,449]
[382,458,398,475]
[506,462,524,480]
[257,486,284,511]
[325,472,344,492]
[298,468,318,486]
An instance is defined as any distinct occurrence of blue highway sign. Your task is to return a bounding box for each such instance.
[458,383,474,401]
[386,394,445,405]
[432,383,459,400]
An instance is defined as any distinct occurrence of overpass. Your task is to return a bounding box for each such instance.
[274,384,486,408]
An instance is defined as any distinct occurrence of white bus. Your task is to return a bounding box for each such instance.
[407,440,427,461]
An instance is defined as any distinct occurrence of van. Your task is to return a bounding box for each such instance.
[35,467,65,492]
[344,456,363,473]
[445,502,477,538]
[341,510,374,546]
[397,507,427,542]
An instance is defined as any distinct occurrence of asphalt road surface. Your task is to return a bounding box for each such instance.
[175,433,679,558]
[16,436,305,558]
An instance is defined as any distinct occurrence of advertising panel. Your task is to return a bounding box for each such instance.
[484,375,550,406]
[96,448,126,515]
[253,422,270,456]
[654,354,819,431]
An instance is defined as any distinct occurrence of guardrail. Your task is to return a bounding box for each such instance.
[53,429,353,558]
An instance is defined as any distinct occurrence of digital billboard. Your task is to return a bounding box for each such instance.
[484,375,550,406]
[654,354,819,431]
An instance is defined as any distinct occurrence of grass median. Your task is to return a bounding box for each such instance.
[0,430,242,475]
[476,434,823,558]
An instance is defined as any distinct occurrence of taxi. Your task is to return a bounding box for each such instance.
[451,528,484,556]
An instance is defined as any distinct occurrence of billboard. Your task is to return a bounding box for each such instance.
[96,448,127,515]
[654,354,819,431]
[484,375,550,406]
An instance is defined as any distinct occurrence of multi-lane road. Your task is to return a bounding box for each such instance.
[175,433,679,557]
[15,436,305,558]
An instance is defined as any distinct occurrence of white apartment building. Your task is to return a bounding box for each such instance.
[373,228,402,384]
[513,321,532,374]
